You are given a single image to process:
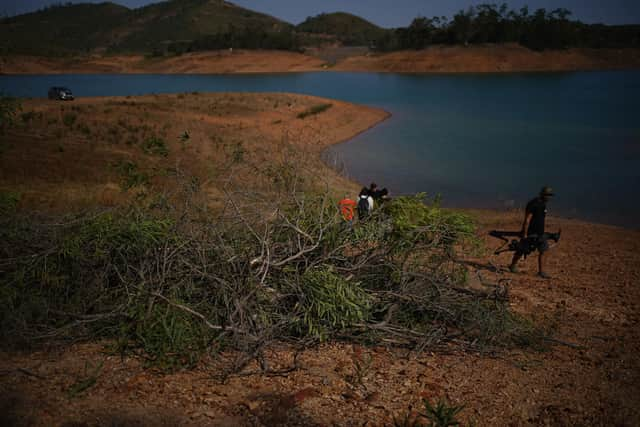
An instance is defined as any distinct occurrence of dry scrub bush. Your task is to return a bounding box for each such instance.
[297,103,333,119]
[0,163,544,372]
[0,94,19,133]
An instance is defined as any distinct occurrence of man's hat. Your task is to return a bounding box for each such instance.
[540,186,554,197]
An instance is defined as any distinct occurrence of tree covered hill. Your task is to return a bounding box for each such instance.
[0,2,130,55]
[0,0,293,55]
[296,12,389,46]
[113,0,292,52]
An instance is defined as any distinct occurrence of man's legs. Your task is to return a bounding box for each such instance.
[537,244,551,279]
[538,251,544,274]
[509,252,522,273]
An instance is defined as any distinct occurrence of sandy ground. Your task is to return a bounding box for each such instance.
[2,45,640,74]
[1,93,639,426]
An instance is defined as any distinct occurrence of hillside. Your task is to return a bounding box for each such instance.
[112,0,292,53]
[0,0,293,55]
[297,12,388,46]
[0,93,387,209]
[0,2,130,55]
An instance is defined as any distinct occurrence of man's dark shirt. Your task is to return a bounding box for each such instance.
[526,197,547,236]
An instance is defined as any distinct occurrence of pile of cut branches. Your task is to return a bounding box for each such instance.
[0,171,543,372]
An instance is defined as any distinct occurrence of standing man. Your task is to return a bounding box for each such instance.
[509,186,555,279]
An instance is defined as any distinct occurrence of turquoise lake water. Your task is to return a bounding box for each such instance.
[1,71,638,228]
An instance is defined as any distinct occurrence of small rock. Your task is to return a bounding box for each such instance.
[365,392,380,403]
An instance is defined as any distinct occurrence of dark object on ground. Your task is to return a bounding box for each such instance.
[48,87,74,101]
[489,229,561,258]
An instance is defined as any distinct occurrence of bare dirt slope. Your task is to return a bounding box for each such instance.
[2,45,639,74]
[333,44,640,73]
[0,51,326,74]
[1,210,639,426]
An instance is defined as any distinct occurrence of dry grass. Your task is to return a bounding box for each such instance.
[0,93,388,212]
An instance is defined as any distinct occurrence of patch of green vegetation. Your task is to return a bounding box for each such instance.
[67,360,104,398]
[20,111,37,123]
[63,112,77,127]
[297,103,333,119]
[0,94,20,133]
[230,141,244,163]
[297,267,370,340]
[0,191,21,214]
[77,123,91,136]
[113,160,150,190]
[142,136,169,157]
[0,209,174,347]
[121,300,216,370]
[384,193,476,253]
[394,399,469,427]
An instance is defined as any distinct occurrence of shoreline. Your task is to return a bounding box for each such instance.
[5,90,634,232]
[2,45,640,75]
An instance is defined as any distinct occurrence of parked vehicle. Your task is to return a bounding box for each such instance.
[48,87,74,101]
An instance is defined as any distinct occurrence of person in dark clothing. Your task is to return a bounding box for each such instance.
[365,182,390,204]
[371,188,389,204]
[359,185,372,198]
[509,186,555,279]
[357,183,390,220]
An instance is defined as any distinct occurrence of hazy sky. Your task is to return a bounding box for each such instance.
[2,0,639,27]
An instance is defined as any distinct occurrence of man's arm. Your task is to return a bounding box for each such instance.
[520,211,532,237]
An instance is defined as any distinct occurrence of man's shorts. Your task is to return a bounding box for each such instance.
[530,235,550,253]
[517,235,549,255]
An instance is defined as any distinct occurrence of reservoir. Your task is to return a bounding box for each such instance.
[2,71,638,228]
